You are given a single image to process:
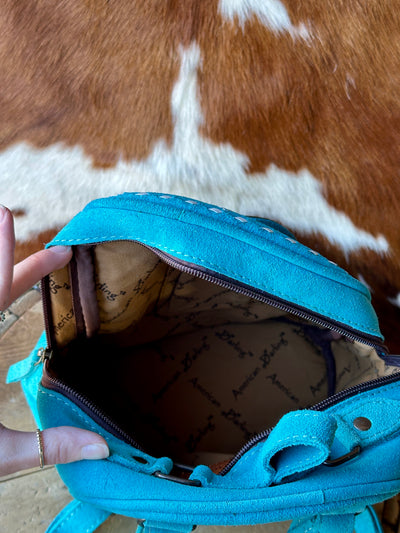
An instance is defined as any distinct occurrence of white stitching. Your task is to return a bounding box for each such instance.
[38,390,110,437]
[274,434,320,444]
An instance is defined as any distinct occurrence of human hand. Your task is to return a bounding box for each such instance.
[0,205,109,477]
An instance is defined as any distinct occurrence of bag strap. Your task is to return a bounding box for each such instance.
[289,506,383,533]
[355,506,384,532]
[45,499,111,533]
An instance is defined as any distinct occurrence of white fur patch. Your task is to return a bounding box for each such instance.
[218,0,310,38]
[357,274,372,292]
[0,43,389,257]
[389,294,400,308]
[248,166,389,256]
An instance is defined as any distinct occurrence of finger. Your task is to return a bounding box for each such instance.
[9,246,72,306]
[0,206,15,310]
[0,424,109,477]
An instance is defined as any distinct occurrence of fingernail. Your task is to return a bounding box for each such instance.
[50,245,72,254]
[0,205,7,223]
[80,443,109,460]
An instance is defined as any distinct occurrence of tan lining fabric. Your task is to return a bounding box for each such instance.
[47,241,397,464]
[47,267,75,348]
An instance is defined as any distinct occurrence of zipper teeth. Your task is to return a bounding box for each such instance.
[149,247,398,475]
[43,365,143,449]
[150,247,385,353]
[310,370,400,410]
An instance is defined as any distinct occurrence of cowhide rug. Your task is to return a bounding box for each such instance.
[0,1,399,352]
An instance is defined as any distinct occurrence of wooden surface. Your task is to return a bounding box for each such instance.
[0,290,399,532]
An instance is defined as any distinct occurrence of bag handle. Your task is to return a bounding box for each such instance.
[261,410,360,484]
[47,502,382,533]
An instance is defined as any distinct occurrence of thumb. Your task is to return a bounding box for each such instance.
[0,425,109,477]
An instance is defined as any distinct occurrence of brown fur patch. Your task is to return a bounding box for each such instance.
[297,233,400,353]
[15,228,60,264]
[11,208,26,217]
[0,1,399,349]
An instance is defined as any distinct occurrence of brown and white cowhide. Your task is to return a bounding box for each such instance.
[0,1,399,352]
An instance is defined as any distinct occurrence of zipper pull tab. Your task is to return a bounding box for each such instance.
[7,343,52,384]
[35,347,53,366]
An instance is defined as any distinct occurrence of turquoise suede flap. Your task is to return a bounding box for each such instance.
[47,192,382,340]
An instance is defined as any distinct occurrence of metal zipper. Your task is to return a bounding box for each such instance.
[40,241,398,475]
[42,361,144,449]
[42,242,386,353]
[219,370,400,475]
[146,246,400,475]
[40,259,147,450]
[148,246,387,354]
[35,347,53,366]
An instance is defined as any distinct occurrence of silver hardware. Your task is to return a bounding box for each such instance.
[35,347,53,366]
[154,463,202,487]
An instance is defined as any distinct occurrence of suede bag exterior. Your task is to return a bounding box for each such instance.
[8,193,400,533]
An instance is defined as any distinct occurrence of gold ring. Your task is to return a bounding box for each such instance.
[36,429,45,469]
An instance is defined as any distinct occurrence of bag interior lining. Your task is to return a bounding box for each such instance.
[46,241,397,465]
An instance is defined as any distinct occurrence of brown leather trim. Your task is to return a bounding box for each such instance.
[69,250,86,338]
[75,245,100,338]
[209,459,231,475]
[41,274,56,350]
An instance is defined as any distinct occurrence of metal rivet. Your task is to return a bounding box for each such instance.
[353,417,372,431]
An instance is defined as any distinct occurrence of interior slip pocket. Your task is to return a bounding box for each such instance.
[42,241,399,469]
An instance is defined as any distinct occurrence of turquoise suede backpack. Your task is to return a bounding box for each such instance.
[8,192,400,533]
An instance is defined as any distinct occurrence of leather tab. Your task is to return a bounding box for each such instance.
[262,410,337,483]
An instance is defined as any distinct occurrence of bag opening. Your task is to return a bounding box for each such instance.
[43,241,397,466]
